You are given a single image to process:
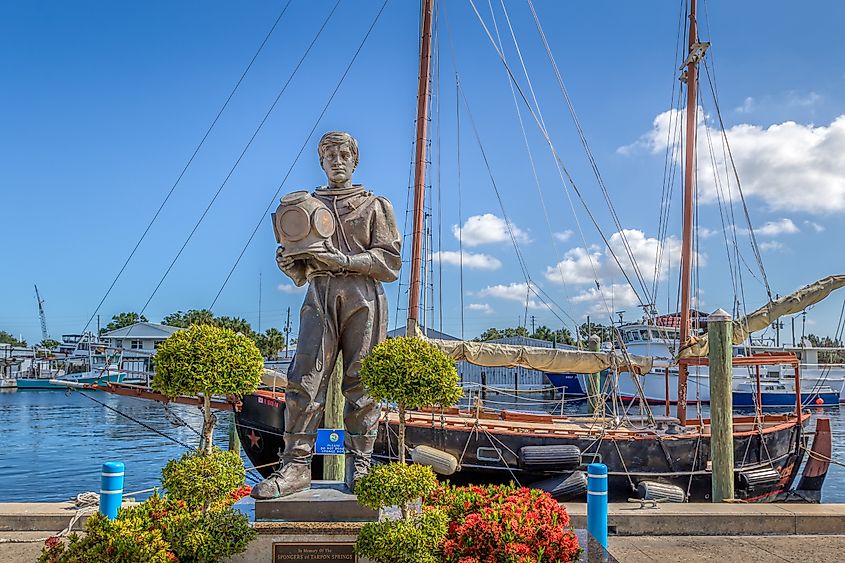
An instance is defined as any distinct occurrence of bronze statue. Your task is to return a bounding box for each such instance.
[252,131,401,499]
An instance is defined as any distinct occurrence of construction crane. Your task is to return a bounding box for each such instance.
[34,284,49,341]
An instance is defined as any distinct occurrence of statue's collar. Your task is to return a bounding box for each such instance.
[315,184,368,198]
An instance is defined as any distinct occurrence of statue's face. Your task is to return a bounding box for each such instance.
[321,143,355,185]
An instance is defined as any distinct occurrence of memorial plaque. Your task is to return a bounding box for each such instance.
[273,542,356,562]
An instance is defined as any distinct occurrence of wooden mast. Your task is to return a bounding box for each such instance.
[677,0,698,425]
[407,0,435,335]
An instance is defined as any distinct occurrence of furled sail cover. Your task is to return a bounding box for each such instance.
[425,339,653,374]
[679,274,845,358]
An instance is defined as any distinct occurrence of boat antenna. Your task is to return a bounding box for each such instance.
[677,0,709,424]
[407,0,435,336]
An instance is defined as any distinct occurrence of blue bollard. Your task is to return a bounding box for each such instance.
[587,462,608,549]
[100,461,124,520]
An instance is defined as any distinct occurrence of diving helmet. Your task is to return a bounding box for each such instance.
[272,191,336,256]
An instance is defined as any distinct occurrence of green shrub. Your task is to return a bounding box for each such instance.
[153,324,263,453]
[40,494,256,563]
[360,337,462,463]
[355,463,438,511]
[162,448,245,511]
[355,509,448,563]
[360,336,461,409]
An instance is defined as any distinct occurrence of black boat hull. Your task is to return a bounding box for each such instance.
[236,391,809,502]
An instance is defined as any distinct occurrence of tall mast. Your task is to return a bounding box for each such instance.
[677,0,701,425]
[407,0,435,335]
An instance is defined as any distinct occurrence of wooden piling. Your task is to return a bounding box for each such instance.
[587,335,602,414]
[708,308,734,503]
[323,355,345,481]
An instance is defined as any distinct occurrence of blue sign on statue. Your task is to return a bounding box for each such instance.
[315,429,345,455]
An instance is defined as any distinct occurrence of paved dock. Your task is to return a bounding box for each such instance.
[2,502,845,561]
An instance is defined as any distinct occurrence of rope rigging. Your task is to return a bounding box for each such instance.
[77,0,295,337]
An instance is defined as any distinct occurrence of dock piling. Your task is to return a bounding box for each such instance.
[323,355,345,481]
[708,308,735,502]
[587,335,602,414]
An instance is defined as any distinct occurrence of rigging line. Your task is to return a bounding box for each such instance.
[209,0,390,309]
[701,60,772,301]
[137,0,343,318]
[490,0,579,336]
[525,0,655,311]
[434,7,444,334]
[456,74,466,340]
[393,146,417,330]
[77,390,195,450]
[464,0,645,320]
[78,0,294,336]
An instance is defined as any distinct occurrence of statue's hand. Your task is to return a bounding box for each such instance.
[276,246,296,272]
[310,240,350,272]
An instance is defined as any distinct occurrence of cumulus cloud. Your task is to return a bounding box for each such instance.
[476,282,544,309]
[277,283,304,294]
[467,303,494,314]
[754,218,799,236]
[554,230,573,242]
[620,110,845,214]
[570,283,641,315]
[544,229,687,287]
[804,220,825,233]
[759,240,784,252]
[432,250,502,270]
[452,213,529,247]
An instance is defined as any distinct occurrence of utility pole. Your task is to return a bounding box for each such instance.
[283,307,292,358]
[530,315,536,335]
[258,273,262,334]
[791,316,796,347]
[802,311,807,340]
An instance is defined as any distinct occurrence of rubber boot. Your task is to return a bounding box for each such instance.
[344,433,376,493]
[251,432,314,500]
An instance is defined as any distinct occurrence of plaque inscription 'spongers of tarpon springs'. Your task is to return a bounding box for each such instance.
[251,131,402,500]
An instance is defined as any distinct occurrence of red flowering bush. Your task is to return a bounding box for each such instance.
[425,484,581,563]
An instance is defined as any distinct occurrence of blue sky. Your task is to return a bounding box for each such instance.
[2,0,844,345]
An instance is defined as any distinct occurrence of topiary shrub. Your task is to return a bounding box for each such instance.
[355,463,438,512]
[354,509,448,563]
[360,336,462,463]
[39,493,256,563]
[162,448,245,512]
[153,323,263,453]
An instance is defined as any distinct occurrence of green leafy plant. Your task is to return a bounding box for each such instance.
[360,336,462,463]
[162,448,245,512]
[355,463,438,512]
[355,509,448,563]
[153,324,263,453]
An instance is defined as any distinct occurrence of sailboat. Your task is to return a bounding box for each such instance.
[233,0,834,502]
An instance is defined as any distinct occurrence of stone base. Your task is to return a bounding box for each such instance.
[254,481,378,523]
[227,524,374,563]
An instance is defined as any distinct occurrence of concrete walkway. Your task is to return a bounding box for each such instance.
[609,535,845,562]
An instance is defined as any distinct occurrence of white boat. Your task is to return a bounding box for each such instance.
[609,322,845,404]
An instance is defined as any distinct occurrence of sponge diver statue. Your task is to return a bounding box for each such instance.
[251,131,401,499]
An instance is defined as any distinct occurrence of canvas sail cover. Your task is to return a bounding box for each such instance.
[679,274,845,358]
[425,338,653,374]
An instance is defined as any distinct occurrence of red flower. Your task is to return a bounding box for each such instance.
[44,536,61,549]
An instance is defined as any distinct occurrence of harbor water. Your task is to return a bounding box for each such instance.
[0,388,842,503]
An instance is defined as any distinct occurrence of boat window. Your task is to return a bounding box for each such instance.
[640,329,651,341]
[628,331,640,341]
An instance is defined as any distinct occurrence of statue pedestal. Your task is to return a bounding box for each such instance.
[253,480,378,522]
[228,482,377,562]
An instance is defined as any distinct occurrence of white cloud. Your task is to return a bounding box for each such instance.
[570,283,641,315]
[620,110,845,214]
[277,283,304,294]
[467,303,494,314]
[804,220,825,233]
[759,240,784,252]
[452,213,529,247]
[735,96,755,114]
[755,218,800,236]
[544,229,688,287]
[553,230,573,242]
[476,282,544,309]
[697,226,718,239]
[432,250,502,270]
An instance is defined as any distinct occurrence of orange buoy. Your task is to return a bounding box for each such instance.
[815,397,824,405]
